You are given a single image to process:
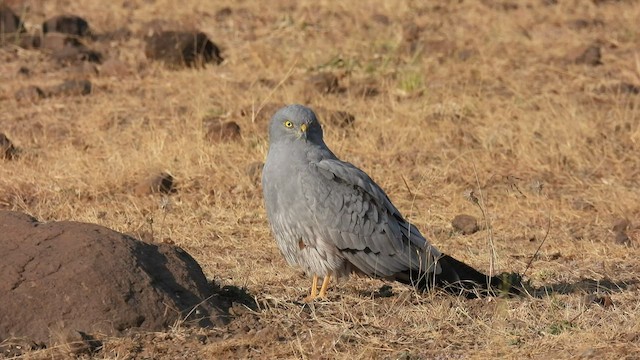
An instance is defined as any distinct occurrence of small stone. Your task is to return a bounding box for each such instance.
[451,214,479,235]
[40,33,102,64]
[144,31,223,68]
[45,79,92,97]
[306,72,342,94]
[14,86,46,102]
[370,13,390,25]
[42,15,91,37]
[0,133,18,160]
[215,7,233,21]
[134,172,176,195]
[571,44,602,66]
[614,231,631,246]
[612,218,630,233]
[326,110,355,128]
[0,4,25,35]
[205,120,241,142]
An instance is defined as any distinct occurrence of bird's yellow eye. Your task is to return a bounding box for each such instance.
[284,120,293,128]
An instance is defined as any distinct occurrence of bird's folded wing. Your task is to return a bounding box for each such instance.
[306,159,441,277]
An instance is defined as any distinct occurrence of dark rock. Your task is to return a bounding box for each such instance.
[0,133,18,159]
[42,15,91,37]
[46,79,92,97]
[571,44,602,66]
[144,31,223,68]
[40,33,102,64]
[14,85,46,102]
[0,210,230,345]
[451,214,480,235]
[612,218,630,233]
[326,110,355,128]
[371,13,390,25]
[205,120,241,142]
[306,72,342,94]
[0,4,25,34]
[134,172,176,195]
[614,231,631,246]
[215,7,233,21]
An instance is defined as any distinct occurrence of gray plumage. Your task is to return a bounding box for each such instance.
[262,104,513,297]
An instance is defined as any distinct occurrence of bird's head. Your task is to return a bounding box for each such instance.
[268,104,324,145]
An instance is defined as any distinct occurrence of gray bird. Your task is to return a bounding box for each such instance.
[262,104,516,301]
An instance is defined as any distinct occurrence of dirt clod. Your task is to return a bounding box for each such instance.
[571,44,602,66]
[135,172,176,195]
[306,72,342,94]
[14,85,46,102]
[326,110,356,128]
[205,120,241,143]
[0,4,25,35]
[0,133,18,159]
[47,79,92,97]
[144,31,223,68]
[42,15,91,37]
[452,214,479,235]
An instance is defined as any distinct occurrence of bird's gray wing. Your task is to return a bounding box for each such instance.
[305,158,442,278]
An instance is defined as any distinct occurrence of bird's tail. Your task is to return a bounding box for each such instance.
[396,254,521,298]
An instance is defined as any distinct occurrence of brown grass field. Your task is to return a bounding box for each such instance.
[2,0,640,358]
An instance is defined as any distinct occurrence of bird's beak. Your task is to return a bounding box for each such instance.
[298,123,308,140]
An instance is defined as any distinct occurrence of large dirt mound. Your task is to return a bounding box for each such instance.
[0,211,228,344]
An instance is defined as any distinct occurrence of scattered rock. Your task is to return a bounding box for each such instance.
[614,231,631,246]
[144,31,223,68]
[612,218,630,233]
[46,79,92,97]
[42,15,91,37]
[583,294,614,308]
[567,18,604,30]
[134,172,176,195]
[325,110,355,128]
[215,7,233,22]
[14,85,46,102]
[402,21,421,53]
[370,13,390,25]
[0,4,25,35]
[305,72,342,94]
[603,82,640,95]
[452,214,479,235]
[40,33,102,64]
[0,133,18,159]
[0,210,229,345]
[205,119,241,142]
[570,44,602,66]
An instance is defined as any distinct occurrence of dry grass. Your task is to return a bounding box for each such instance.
[1,0,640,358]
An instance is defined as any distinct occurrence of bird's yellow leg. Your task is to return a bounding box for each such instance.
[304,274,319,303]
[318,275,331,299]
